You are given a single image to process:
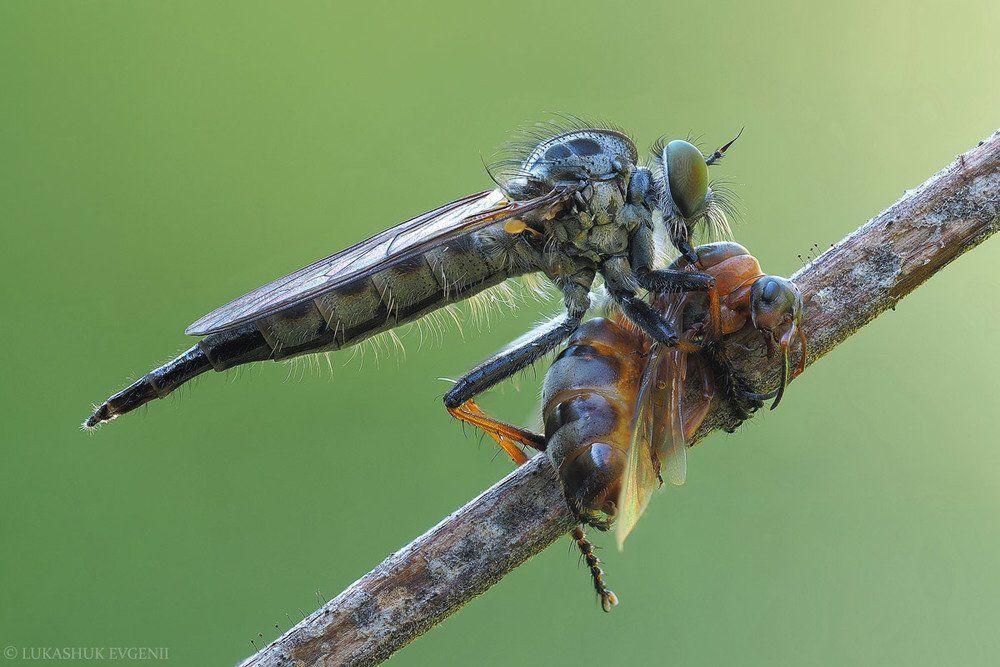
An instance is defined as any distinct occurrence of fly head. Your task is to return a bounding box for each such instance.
[749,275,806,409]
[654,130,742,263]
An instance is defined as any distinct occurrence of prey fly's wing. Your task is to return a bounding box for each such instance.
[614,293,692,549]
[658,348,688,486]
[615,343,664,551]
[649,292,689,486]
[186,185,576,335]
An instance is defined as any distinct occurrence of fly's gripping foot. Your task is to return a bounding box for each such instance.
[613,292,679,346]
[722,376,765,432]
[636,267,716,295]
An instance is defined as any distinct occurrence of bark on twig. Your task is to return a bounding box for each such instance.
[240,130,1000,667]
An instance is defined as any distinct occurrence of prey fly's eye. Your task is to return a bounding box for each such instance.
[663,140,709,218]
[751,276,803,322]
[761,278,781,303]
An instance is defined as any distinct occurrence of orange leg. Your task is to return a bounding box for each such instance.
[447,400,545,466]
[675,337,704,354]
[704,281,723,343]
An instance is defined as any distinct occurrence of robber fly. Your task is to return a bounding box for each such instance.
[450,242,807,611]
[86,119,739,428]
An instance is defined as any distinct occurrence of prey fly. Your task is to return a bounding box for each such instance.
[449,241,806,611]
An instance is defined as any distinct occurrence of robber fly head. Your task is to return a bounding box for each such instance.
[654,130,742,263]
[749,275,806,409]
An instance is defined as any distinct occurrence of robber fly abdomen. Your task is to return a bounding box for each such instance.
[244,233,526,357]
[86,216,540,425]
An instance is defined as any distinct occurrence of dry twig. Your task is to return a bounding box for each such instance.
[241,130,1000,667]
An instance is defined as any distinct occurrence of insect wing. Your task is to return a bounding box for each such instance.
[615,344,663,551]
[186,185,576,335]
[647,293,688,486]
[659,348,688,486]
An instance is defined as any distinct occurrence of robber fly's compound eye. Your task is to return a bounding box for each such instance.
[663,140,709,218]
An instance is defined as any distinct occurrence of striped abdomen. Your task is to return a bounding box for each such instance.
[542,317,647,522]
[87,225,531,427]
[251,225,530,360]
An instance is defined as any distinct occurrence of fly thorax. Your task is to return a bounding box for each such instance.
[522,129,637,184]
[536,180,630,265]
[576,180,631,258]
[513,128,642,264]
[542,251,597,284]
[583,179,624,227]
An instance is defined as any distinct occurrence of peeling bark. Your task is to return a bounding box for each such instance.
[240,130,1000,667]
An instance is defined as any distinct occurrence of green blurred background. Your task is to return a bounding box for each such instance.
[2,1,998,664]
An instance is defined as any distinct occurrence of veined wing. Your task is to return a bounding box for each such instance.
[614,293,692,549]
[186,185,576,335]
[615,344,663,551]
[659,348,688,486]
[649,294,689,486]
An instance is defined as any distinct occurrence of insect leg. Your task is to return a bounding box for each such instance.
[447,400,545,465]
[443,311,585,409]
[570,525,619,613]
[443,275,592,409]
[683,356,716,440]
[702,345,764,431]
[602,257,679,346]
[636,267,723,338]
[635,267,716,294]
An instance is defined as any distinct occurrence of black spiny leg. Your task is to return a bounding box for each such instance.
[612,290,678,345]
[444,311,584,409]
[675,237,700,265]
[636,267,722,340]
[635,267,716,294]
[603,256,680,346]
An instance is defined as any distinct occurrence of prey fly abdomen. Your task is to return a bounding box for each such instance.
[542,318,646,524]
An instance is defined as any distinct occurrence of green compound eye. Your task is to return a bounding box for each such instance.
[663,140,708,218]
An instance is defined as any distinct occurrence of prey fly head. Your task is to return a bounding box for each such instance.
[749,275,806,410]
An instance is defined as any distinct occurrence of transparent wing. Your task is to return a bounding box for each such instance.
[660,348,688,486]
[615,344,663,551]
[648,292,688,486]
[186,185,576,335]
